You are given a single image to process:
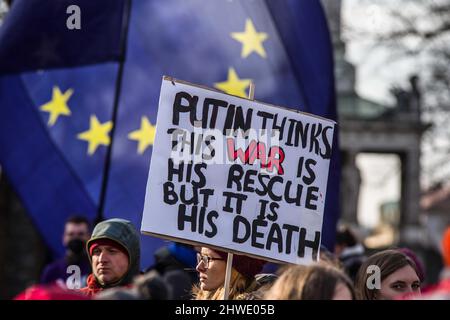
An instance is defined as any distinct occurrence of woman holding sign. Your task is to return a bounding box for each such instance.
[192,247,266,300]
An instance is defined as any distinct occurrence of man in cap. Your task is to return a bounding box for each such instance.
[79,218,140,296]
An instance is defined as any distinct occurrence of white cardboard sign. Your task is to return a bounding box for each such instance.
[141,77,335,265]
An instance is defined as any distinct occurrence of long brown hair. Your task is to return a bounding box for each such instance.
[355,249,420,300]
[264,263,355,300]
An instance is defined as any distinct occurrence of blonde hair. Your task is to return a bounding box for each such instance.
[192,268,256,300]
[264,263,354,300]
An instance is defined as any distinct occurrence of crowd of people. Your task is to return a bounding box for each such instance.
[13,217,450,300]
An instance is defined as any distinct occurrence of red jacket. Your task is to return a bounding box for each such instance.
[79,274,103,296]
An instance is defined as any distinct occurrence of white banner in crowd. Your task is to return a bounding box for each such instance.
[141,77,336,265]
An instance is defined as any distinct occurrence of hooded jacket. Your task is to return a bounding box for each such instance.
[79,218,140,296]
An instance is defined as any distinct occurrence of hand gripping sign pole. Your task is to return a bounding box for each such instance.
[223,82,255,300]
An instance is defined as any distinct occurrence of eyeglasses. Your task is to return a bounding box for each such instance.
[196,253,224,269]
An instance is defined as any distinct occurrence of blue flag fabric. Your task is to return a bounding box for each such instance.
[0,0,338,269]
[0,0,128,74]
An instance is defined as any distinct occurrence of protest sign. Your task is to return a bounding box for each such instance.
[141,77,335,265]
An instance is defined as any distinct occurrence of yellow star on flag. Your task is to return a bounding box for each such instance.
[40,86,73,126]
[231,18,268,58]
[128,116,156,154]
[214,67,251,98]
[77,115,113,155]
